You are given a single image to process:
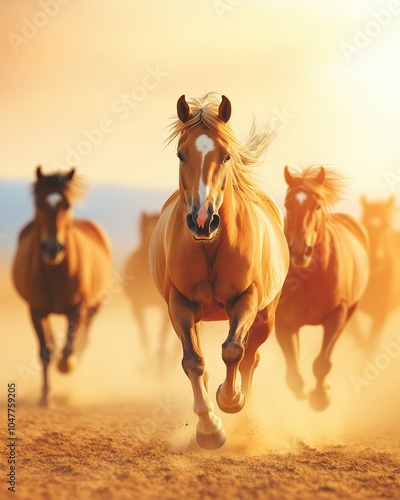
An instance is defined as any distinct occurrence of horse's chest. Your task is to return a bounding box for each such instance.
[280,268,337,325]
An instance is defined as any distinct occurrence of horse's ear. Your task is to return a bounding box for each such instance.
[36,166,43,180]
[177,95,191,123]
[314,166,325,185]
[387,195,395,208]
[218,95,231,123]
[65,168,75,181]
[284,166,296,187]
[360,195,367,207]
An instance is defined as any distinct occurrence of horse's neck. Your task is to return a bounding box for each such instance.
[315,213,332,262]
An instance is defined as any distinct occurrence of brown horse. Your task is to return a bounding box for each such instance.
[275,166,369,410]
[124,212,176,375]
[149,93,289,449]
[12,167,111,406]
[351,196,400,353]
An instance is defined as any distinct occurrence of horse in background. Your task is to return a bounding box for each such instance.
[350,196,400,354]
[123,212,176,375]
[149,93,289,449]
[275,166,369,410]
[12,167,111,406]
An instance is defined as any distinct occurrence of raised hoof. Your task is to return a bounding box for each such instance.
[308,389,331,411]
[58,355,77,374]
[287,376,306,400]
[196,427,227,450]
[216,385,245,414]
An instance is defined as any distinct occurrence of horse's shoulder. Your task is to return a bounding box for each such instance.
[17,221,35,242]
[72,220,111,253]
[161,190,180,213]
[330,213,369,248]
[257,192,284,228]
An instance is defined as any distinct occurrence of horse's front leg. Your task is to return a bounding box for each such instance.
[58,304,81,374]
[216,284,259,414]
[309,301,348,411]
[275,314,306,400]
[30,308,53,406]
[169,287,226,450]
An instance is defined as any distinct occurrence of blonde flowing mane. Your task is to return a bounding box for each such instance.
[286,165,347,209]
[166,92,274,208]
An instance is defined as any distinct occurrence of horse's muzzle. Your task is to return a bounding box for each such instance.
[186,207,220,240]
[41,239,66,263]
[289,244,313,269]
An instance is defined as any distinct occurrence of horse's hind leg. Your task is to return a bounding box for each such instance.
[217,284,260,414]
[239,302,276,397]
[75,304,99,358]
[58,305,81,373]
[275,315,306,400]
[169,287,226,450]
[30,308,53,406]
[309,301,348,411]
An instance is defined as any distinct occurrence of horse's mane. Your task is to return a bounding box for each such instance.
[33,169,84,202]
[166,92,274,208]
[287,165,347,209]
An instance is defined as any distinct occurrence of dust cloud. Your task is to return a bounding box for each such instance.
[1,255,399,455]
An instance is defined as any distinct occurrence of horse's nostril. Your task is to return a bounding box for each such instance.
[186,213,197,232]
[210,214,220,232]
[305,246,313,258]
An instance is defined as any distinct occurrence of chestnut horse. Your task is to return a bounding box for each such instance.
[351,196,400,353]
[149,93,289,449]
[12,167,111,405]
[275,166,369,410]
[124,212,176,375]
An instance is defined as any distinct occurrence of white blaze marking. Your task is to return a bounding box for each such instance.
[45,192,63,207]
[195,134,214,208]
[295,191,308,205]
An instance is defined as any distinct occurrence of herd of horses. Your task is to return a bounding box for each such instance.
[12,93,400,449]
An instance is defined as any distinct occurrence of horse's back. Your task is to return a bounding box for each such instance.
[71,219,112,298]
[253,195,289,308]
[329,213,369,304]
[149,192,179,298]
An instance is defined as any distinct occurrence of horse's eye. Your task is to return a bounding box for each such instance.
[223,154,231,163]
[176,151,184,162]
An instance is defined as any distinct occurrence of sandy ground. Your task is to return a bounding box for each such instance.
[1,264,400,499]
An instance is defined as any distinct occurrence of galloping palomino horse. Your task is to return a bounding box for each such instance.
[149,93,289,449]
[124,212,176,375]
[351,196,400,353]
[275,166,369,410]
[12,167,111,406]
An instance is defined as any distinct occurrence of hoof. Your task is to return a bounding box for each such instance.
[58,355,77,374]
[196,427,227,450]
[216,385,245,414]
[291,387,307,400]
[39,396,49,407]
[308,389,331,411]
[287,375,306,400]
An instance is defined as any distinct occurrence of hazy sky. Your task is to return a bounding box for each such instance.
[1,0,400,199]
